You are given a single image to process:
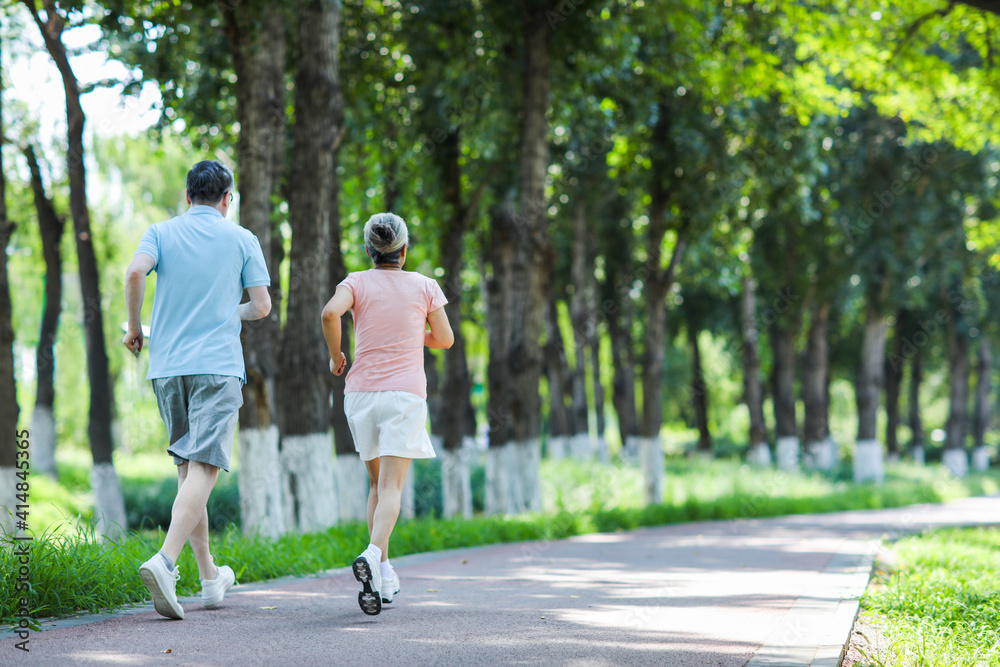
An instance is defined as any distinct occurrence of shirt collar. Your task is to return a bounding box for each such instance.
[188,205,224,218]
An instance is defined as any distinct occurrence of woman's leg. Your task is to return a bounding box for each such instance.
[370,456,411,560]
[364,457,380,539]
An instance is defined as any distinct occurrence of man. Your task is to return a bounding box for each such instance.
[123,160,271,620]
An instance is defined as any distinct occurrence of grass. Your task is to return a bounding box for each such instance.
[854,527,1000,667]
[3,456,999,627]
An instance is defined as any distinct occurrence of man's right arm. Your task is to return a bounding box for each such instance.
[240,285,271,320]
[123,253,156,355]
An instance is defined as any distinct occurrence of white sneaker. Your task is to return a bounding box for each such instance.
[352,548,382,615]
[381,569,400,603]
[202,565,236,607]
[139,555,184,620]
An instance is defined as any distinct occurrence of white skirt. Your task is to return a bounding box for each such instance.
[344,390,437,462]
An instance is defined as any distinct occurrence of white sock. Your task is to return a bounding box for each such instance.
[366,544,383,562]
[159,552,174,572]
[380,560,393,580]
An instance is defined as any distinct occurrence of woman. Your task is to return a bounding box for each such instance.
[321,212,454,616]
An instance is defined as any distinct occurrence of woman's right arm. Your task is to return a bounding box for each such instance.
[425,306,454,349]
[322,285,355,374]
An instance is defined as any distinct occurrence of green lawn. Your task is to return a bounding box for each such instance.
[855,527,1000,667]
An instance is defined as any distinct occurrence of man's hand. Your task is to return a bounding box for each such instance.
[330,352,347,376]
[123,326,143,357]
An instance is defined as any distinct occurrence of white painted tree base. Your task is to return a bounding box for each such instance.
[621,435,640,462]
[0,466,17,536]
[547,436,568,460]
[239,425,286,539]
[853,440,885,483]
[943,449,969,478]
[91,462,127,542]
[593,436,610,463]
[912,445,925,466]
[569,433,592,460]
[335,454,369,522]
[485,440,542,516]
[776,437,799,471]
[280,433,338,533]
[972,447,990,472]
[439,446,473,519]
[746,442,772,467]
[803,439,838,472]
[636,436,664,506]
[29,406,58,478]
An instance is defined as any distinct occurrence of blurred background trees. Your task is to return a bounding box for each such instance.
[2,0,1000,537]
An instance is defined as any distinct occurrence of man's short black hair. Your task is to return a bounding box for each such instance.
[187,160,234,205]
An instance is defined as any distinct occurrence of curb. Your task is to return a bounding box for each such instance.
[747,543,875,667]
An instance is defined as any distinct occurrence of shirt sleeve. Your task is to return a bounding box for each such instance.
[338,272,358,294]
[135,225,159,274]
[241,232,271,288]
[427,277,448,313]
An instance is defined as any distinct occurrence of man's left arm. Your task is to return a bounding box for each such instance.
[123,253,155,356]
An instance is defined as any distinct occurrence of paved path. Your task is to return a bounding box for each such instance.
[4,495,998,666]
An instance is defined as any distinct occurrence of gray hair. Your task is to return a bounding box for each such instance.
[186,160,234,205]
[364,212,408,266]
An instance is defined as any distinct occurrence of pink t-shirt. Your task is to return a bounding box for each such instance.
[339,269,448,398]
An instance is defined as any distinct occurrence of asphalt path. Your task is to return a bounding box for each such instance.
[4,495,998,666]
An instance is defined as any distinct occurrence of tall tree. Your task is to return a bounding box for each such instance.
[276,0,341,532]
[0,33,22,534]
[24,0,126,538]
[222,0,288,538]
[483,0,558,515]
[24,144,63,479]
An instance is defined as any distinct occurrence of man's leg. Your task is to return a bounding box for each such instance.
[370,456,411,558]
[175,462,217,581]
[160,460,220,565]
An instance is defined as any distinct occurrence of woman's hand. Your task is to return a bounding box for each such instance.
[330,352,348,376]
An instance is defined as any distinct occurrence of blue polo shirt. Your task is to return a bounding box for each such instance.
[135,205,270,381]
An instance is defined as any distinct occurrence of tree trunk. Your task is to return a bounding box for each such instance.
[688,324,711,455]
[0,39,22,534]
[909,349,925,462]
[27,1,126,538]
[972,337,992,472]
[855,305,887,483]
[225,2,287,538]
[803,301,834,469]
[638,99,688,503]
[740,277,769,465]
[484,8,553,516]
[544,295,572,459]
[436,130,476,517]
[567,200,592,459]
[607,286,639,455]
[484,204,544,515]
[944,329,970,450]
[25,144,63,479]
[587,265,607,459]
[276,0,341,533]
[770,319,799,470]
[884,313,905,460]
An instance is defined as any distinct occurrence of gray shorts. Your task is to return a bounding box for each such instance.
[152,374,243,472]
